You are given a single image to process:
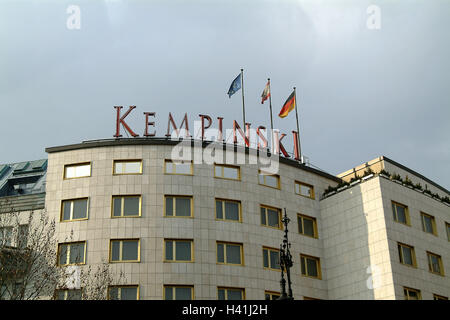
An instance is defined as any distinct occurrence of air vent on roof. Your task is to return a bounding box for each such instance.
[14,162,30,172]
[0,164,10,178]
[31,159,47,170]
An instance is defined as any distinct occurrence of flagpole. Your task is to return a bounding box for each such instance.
[268,78,274,153]
[293,87,302,162]
[241,68,246,127]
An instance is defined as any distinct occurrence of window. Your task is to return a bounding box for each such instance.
[433,294,448,300]
[164,196,193,217]
[164,285,194,300]
[0,227,13,247]
[295,181,315,199]
[404,287,421,300]
[108,286,139,300]
[112,195,141,217]
[398,243,417,267]
[58,242,86,266]
[263,247,280,271]
[214,164,240,180]
[264,291,280,300]
[260,205,282,229]
[61,198,89,221]
[218,287,245,300]
[427,252,444,276]
[297,214,318,238]
[215,199,241,222]
[110,239,140,262]
[392,201,410,225]
[164,160,193,175]
[300,254,321,279]
[55,289,82,300]
[64,162,91,179]
[164,239,194,262]
[17,225,28,249]
[113,160,142,175]
[216,242,244,265]
[258,170,280,189]
[446,222,450,241]
[420,212,437,235]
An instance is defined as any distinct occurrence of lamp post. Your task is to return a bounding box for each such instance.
[277,208,294,300]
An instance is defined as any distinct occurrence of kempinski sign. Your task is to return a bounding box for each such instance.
[113,106,301,161]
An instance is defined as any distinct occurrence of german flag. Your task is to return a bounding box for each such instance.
[278,90,295,118]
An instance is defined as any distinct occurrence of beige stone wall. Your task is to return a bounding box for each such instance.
[45,144,336,300]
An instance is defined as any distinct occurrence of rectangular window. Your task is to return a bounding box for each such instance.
[0,227,13,247]
[392,201,410,225]
[61,198,89,221]
[295,181,315,199]
[164,285,194,300]
[164,196,193,217]
[404,287,421,300]
[55,289,82,300]
[58,242,86,266]
[300,254,321,279]
[216,242,244,265]
[433,294,448,300]
[164,239,194,262]
[398,243,417,267]
[263,247,280,271]
[260,205,282,229]
[420,212,437,235]
[297,214,318,238]
[214,164,240,180]
[112,195,141,217]
[17,225,28,249]
[215,199,241,222]
[258,170,280,189]
[427,252,444,276]
[113,160,142,175]
[217,287,245,300]
[108,286,139,300]
[64,162,91,179]
[445,222,450,241]
[164,160,193,175]
[264,291,280,300]
[110,239,140,262]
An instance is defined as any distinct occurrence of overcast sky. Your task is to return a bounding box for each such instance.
[0,0,449,189]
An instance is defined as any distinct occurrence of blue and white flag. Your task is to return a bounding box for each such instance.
[227,73,242,98]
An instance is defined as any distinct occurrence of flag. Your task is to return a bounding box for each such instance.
[227,73,242,98]
[261,81,270,104]
[278,90,295,118]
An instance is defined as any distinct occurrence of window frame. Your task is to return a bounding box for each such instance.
[260,205,282,230]
[216,241,244,266]
[264,290,280,300]
[111,195,142,218]
[63,162,91,180]
[164,159,193,175]
[164,195,194,218]
[433,294,448,300]
[217,287,246,300]
[295,181,315,199]
[109,239,141,263]
[300,254,322,279]
[107,285,140,300]
[0,226,13,247]
[391,201,410,226]
[163,285,195,300]
[112,159,143,175]
[420,212,437,236]
[57,241,87,266]
[214,164,241,181]
[397,242,417,268]
[60,197,89,222]
[262,246,281,271]
[54,289,82,300]
[445,222,450,241]
[215,198,242,223]
[426,251,445,276]
[258,170,280,189]
[403,287,421,300]
[297,213,318,238]
[163,239,194,263]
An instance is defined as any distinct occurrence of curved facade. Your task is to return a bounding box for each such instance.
[44,138,339,300]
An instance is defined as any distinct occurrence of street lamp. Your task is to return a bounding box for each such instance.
[277,208,294,300]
